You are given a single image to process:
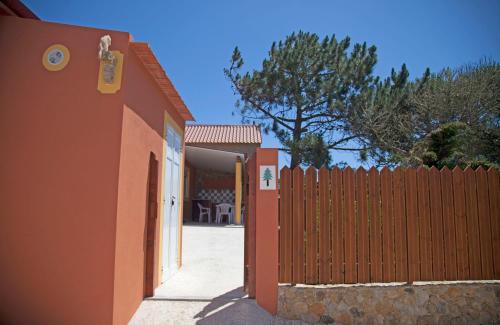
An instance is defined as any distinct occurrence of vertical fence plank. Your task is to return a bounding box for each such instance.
[285,168,293,283]
[405,168,420,282]
[381,167,395,282]
[279,167,292,283]
[429,167,445,280]
[368,167,383,282]
[440,167,457,280]
[343,167,357,283]
[356,168,369,283]
[292,167,305,283]
[417,167,433,280]
[305,167,318,284]
[453,167,470,280]
[318,167,331,283]
[278,170,283,282]
[278,192,281,280]
[393,167,408,282]
[487,168,500,279]
[331,167,344,283]
[464,167,482,279]
[476,167,494,279]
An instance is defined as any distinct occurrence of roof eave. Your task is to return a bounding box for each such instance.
[130,42,194,121]
[185,124,263,144]
[0,0,39,19]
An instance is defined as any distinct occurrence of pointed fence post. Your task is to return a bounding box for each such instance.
[440,167,458,280]
[343,167,357,283]
[305,167,318,284]
[487,167,500,279]
[453,166,470,280]
[464,167,481,279]
[331,167,344,283]
[429,166,445,280]
[318,167,331,284]
[356,167,369,283]
[475,167,494,279]
[368,167,383,282]
[279,167,292,283]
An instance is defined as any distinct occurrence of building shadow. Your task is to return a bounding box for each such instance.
[193,287,276,324]
[193,286,246,318]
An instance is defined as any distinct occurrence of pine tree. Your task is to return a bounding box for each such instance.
[354,59,500,168]
[263,168,273,186]
[225,31,379,168]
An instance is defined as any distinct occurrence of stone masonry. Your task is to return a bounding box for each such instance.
[278,281,500,324]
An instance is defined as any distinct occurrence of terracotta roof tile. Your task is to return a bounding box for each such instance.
[185,124,262,144]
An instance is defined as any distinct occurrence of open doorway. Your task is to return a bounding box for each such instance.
[154,146,247,299]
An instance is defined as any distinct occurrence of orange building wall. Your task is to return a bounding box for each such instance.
[0,15,187,325]
[254,148,279,315]
[112,46,185,325]
[0,16,130,324]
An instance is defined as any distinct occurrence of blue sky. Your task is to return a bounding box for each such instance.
[26,0,500,167]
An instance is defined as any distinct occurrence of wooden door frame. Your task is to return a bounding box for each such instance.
[244,154,256,298]
[144,152,159,298]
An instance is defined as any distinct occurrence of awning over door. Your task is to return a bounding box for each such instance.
[185,146,244,173]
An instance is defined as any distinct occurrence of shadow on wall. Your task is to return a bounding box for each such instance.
[194,287,273,324]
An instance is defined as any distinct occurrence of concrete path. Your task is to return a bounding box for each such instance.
[130,223,306,324]
[154,223,245,299]
[129,298,297,325]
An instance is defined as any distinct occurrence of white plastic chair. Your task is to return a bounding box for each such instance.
[216,203,233,224]
[197,203,211,223]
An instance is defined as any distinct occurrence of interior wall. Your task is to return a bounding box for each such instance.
[202,176,236,189]
[0,16,129,325]
[112,47,186,325]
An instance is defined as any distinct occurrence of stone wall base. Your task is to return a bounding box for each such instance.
[278,281,500,324]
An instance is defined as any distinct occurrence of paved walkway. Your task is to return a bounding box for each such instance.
[155,223,245,299]
[130,224,303,324]
[129,298,292,325]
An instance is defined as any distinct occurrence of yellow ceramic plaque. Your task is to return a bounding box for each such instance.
[42,44,70,71]
[97,50,123,94]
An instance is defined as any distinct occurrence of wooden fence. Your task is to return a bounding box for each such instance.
[278,166,500,284]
